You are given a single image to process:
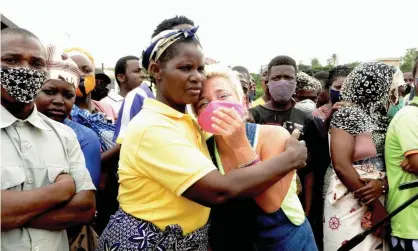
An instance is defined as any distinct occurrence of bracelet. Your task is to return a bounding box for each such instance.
[237,154,261,169]
[378,178,387,195]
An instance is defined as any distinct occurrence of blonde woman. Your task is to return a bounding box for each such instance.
[194,65,317,251]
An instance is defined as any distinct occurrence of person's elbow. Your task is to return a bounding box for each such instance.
[75,191,96,224]
[1,215,26,231]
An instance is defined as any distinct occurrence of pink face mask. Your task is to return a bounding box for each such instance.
[197,101,246,134]
[268,80,296,104]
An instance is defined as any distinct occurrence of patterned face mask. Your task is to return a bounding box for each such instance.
[1,67,46,103]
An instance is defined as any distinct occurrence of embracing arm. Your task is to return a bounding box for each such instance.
[183,148,304,207]
[27,190,95,231]
[1,174,75,231]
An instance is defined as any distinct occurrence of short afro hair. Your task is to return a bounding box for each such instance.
[327,65,352,89]
[115,55,140,85]
[152,16,194,38]
[313,71,329,81]
[232,66,250,82]
[267,55,297,78]
[1,27,39,40]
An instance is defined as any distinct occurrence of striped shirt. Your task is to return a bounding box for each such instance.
[113,83,155,144]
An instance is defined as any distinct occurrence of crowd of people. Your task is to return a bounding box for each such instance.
[1,15,417,251]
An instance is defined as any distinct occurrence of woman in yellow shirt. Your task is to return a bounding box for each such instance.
[97,22,307,251]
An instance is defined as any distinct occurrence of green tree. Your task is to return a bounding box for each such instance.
[311,58,322,69]
[400,48,418,72]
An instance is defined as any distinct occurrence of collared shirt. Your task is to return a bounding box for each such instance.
[1,104,95,251]
[100,90,124,118]
[385,96,418,239]
[117,98,216,234]
[113,83,155,144]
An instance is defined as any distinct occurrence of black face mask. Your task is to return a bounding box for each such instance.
[1,67,46,103]
[91,82,110,100]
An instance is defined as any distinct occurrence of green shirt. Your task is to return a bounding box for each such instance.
[385,96,418,239]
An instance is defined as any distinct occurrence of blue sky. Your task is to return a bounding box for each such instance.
[2,0,417,73]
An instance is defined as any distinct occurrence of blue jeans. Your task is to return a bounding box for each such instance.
[254,209,318,251]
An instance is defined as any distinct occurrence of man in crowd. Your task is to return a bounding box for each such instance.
[91,69,112,101]
[1,28,96,251]
[314,70,330,108]
[252,68,269,107]
[385,59,418,251]
[100,56,145,117]
[249,55,329,248]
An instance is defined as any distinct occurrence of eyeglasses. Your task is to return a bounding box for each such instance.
[404,78,414,83]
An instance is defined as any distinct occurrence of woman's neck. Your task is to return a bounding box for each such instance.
[156,92,186,113]
[76,94,94,113]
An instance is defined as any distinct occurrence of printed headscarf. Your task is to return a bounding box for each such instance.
[141,26,200,72]
[296,72,322,93]
[64,47,96,97]
[46,44,81,88]
[331,62,405,154]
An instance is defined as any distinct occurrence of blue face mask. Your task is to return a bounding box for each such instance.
[330,89,340,104]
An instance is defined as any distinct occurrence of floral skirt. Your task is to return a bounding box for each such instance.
[96,208,210,251]
[323,160,388,251]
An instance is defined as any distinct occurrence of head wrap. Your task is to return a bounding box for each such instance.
[331,62,405,153]
[64,47,95,66]
[296,72,322,93]
[46,44,81,88]
[141,26,200,72]
[341,62,404,110]
[64,47,96,97]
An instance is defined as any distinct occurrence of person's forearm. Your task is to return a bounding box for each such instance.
[303,172,314,216]
[1,183,73,230]
[101,144,120,166]
[333,163,364,192]
[224,150,299,198]
[27,191,96,231]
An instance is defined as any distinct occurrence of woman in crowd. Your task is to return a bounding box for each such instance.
[313,65,352,121]
[195,64,317,250]
[97,25,307,250]
[35,44,102,188]
[64,47,116,152]
[294,71,322,114]
[324,62,404,250]
[65,48,116,121]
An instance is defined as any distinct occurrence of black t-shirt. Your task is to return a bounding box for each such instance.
[250,105,326,173]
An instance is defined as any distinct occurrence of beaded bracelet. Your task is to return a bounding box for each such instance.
[238,154,261,169]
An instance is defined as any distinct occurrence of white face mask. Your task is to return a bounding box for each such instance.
[295,99,317,114]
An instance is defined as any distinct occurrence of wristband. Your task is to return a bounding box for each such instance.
[238,154,261,169]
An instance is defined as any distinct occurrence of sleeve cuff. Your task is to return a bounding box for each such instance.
[405,150,418,157]
[175,167,217,196]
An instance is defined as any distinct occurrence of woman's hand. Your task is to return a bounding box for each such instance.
[370,201,388,238]
[212,107,250,150]
[354,177,384,205]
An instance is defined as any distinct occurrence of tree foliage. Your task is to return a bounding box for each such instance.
[400,48,418,72]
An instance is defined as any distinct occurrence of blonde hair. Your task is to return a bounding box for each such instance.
[204,64,245,102]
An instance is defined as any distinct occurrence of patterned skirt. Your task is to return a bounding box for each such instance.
[96,208,210,251]
[323,159,388,251]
